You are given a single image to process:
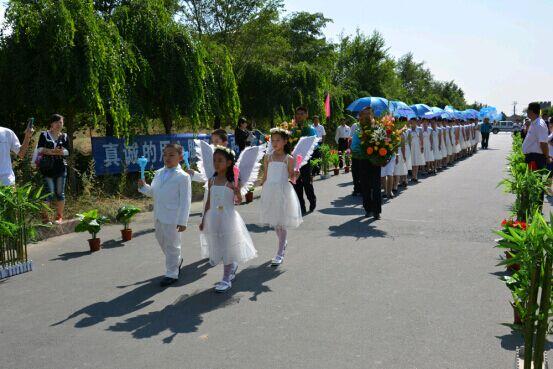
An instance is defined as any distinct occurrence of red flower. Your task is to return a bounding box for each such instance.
[386,129,392,135]
[501,219,507,227]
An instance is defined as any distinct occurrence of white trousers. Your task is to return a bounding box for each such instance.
[155,220,182,279]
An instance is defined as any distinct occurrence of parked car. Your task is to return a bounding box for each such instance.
[492,121,522,134]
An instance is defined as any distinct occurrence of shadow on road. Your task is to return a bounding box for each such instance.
[497,330,552,352]
[337,181,353,188]
[50,250,91,261]
[51,259,212,329]
[106,262,283,343]
[328,216,387,239]
[246,224,272,233]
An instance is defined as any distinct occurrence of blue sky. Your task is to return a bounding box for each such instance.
[1,1,551,115]
[284,0,553,115]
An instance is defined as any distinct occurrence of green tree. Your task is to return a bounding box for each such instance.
[334,30,403,104]
[113,0,206,133]
[396,52,435,104]
[0,0,132,138]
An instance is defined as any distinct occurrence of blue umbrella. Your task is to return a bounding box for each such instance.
[423,106,445,119]
[347,97,390,117]
[410,104,432,117]
[479,106,498,120]
[389,100,416,119]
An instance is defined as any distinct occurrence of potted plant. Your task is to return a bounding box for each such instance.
[75,209,108,252]
[116,205,141,241]
[330,150,340,175]
[245,186,255,203]
[344,150,351,173]
[318,144,331,179]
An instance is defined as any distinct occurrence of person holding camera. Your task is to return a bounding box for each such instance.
[0,123,33,186]
[37,114,70,224]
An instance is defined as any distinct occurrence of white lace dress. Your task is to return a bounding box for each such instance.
[410,128,426,166]
[260,156,303,229]
[200,180,257,266]
[422,128,434,162]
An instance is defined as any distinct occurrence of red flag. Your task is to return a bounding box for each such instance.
[324,93,331,118]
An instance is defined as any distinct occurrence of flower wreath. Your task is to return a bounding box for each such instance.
[269,126,291,136]
[213,145,236,160]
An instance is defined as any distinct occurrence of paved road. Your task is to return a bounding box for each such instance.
[1,133,523,368]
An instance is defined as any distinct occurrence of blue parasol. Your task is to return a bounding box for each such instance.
[389,100,416,119]
[410,104,432,117]
[346,97,390,117]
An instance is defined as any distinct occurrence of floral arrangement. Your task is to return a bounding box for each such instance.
[353,115,405,165]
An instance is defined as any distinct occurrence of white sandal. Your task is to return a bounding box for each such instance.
[271,255,284,266]
[214,280,232,293]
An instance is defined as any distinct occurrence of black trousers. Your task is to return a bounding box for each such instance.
[359,160,382,215]
[351,157,361,194]
[338,138,349,168]
[481,133,490,148]
[293,163,316,212]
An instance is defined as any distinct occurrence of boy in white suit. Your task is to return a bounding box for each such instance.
[138,144,192,287]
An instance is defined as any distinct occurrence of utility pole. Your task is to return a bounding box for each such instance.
[513,101,518,116]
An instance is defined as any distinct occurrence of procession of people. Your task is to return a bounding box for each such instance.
[133,103,493,291]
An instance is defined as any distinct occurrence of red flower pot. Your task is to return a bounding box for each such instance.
[121,229,133,242]
[333,168,340,175]
[344,166,350,173]
[88,238,101,252]
[245,191,254,203]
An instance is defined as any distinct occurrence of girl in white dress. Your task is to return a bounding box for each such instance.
[200,147,257,292]
[431,120,442,169]
[453,122,461,157]
[393,134,408,193]
[409,119,425,182]
[260,128,302,266]
[422,120,435,174]
[439,122,448,168]
[444,122,452,165]
[476,121,482,148]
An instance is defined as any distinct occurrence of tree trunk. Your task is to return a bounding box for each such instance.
[161,111,172,135]
[213,115,221,129]
[105,111,115,137]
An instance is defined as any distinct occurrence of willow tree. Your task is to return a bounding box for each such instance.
[238,61,327,128]
[201,42,241,128]
[113,0,206,133]
[0,0,132,138]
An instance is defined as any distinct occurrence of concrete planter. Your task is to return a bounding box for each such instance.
[515,346,548,368]
[0,261,33,279]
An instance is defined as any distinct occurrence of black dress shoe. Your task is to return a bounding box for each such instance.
[309,203,316,213]
[160,277,178,287]
[373,213,381,220]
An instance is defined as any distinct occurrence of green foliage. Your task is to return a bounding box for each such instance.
[113,0,206,133]
[0,0,133,137]
[500,135,548,221]
[115,205,141,229]
[329,151,340,168]
[75,209,108,239]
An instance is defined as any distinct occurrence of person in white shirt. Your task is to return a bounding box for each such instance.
[138,143,191,287]
[0,125,33,186]
[523,102,550,171]
[335,121,351,169]
[313,115,326,142]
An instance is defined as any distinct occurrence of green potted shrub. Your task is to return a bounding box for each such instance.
[245,186,255,203]
[344,150,351,173]
[116,205,141,241]
[318,144,331,179]
[75,209,108,252]
[330,150,340,175]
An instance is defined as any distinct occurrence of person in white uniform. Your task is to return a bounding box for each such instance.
[409,119,425,182]
[0,125,33,186]
[138,144,192,287]
[421,119,434,174]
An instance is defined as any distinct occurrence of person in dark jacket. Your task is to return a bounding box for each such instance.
[234,117,251,153]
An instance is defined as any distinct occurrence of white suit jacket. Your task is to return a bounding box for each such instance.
[139,167,192,226]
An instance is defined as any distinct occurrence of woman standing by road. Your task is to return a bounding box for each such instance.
[37,114,70,224]
[234,117,252,153]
